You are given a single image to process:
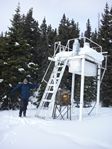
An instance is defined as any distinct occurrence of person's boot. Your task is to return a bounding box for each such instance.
[19,110,22,117]
[19,113,22,117]
[23,111,26,117]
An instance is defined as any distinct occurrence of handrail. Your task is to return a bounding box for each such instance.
[82,37,102,53]
[54,37,103,56]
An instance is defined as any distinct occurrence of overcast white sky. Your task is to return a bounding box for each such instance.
[0,0,112,33]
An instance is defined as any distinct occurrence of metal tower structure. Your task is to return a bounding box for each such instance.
[36,37,107,120]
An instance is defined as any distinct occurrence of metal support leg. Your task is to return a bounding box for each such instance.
[79,58,85,121]
[96,64,101,114]
[71,73,75,105]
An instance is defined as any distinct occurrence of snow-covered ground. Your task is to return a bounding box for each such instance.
[0,103,112,149]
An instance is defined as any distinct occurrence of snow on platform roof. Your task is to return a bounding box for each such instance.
[54,42,104,64]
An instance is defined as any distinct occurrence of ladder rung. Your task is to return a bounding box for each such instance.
[57,71,61,73]
[48,84,54,87]
[51,77,60,80]
[53,70,61,73]
[53,71,62,74]
[57,65,64,68]
[56,77,60,80]
[45,90,54,93]
[43,99,51,102]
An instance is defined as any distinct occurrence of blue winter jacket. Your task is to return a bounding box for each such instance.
[11,83,38,101]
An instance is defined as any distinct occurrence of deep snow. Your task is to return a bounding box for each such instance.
[0,103,112,149]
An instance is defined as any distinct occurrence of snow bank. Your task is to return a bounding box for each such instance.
[0,104,112,149]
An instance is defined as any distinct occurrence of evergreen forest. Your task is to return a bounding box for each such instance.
[0,3,112,109]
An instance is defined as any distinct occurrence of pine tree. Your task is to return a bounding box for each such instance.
[23,8,40,47]
[58,14,79,46]
[91,29,98,44]
[23,8,41,82]
[84,19,91,39]
[0,4,39,109]
[47,25,57,55]
[0,34,9,109]
[98,3,112,106]
[7,4,31,81]
[37,19,52,103]
[38,18,49,78]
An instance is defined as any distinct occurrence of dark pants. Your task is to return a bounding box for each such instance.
[19,100,28,117]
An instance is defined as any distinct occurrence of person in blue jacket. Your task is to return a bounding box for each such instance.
[11,78,38,117]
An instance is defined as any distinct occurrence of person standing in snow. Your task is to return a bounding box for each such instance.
[11,78,38,117]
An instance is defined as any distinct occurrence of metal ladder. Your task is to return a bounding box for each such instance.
[36,59,68,119]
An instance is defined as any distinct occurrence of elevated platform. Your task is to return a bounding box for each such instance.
[36,37,107,120]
